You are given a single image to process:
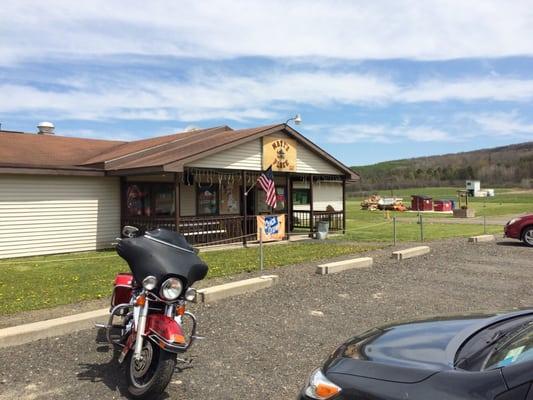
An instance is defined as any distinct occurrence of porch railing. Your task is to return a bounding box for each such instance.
[121,211,340,245]
[121,214,287,246]
[291,210,344,231]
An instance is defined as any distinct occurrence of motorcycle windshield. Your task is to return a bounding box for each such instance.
[116,228,208,286]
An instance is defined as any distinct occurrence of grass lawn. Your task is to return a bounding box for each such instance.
[344,217,501,242]
[1,185,530,315]
[0,241,376,315]
[349,187,533,218]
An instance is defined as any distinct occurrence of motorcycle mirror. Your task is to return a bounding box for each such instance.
[122,225,139,238]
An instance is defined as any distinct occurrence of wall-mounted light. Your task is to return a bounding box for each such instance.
[285,113,302,125]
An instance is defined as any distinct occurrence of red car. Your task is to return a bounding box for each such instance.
[504,214,533,246]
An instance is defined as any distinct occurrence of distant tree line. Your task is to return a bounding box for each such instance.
[348,141,533,195]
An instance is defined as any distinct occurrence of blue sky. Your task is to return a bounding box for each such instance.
[1,1,533,166]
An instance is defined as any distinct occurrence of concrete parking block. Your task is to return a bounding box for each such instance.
[0,276,280,348]
[392,246,430,260]
[468,234,495,243]
[196,275,278,303]
[0,308,108,349]
[316,257,373,275]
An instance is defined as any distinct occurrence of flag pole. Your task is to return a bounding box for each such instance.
[245,181,256,197]
[245,164,274,197]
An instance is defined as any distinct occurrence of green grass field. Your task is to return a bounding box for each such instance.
[0,242,377,315]
[0,186,531,315]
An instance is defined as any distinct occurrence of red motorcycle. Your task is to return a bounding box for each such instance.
[97,226,208,399]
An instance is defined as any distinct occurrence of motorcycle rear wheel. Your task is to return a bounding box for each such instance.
[125,339,177,399]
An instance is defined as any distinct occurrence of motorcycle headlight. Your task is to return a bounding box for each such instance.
[160,277,183,300]
[142,276,157,291]
[304,369,341,400]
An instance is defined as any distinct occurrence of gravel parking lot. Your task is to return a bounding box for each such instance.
[1,237,532,399]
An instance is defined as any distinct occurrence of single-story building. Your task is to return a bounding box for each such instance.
[0,123,358,259]
[411,195,433,211]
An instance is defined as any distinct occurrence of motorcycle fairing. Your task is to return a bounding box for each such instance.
[116,228,208,286]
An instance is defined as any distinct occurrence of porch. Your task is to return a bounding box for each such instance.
[120,169,346,246]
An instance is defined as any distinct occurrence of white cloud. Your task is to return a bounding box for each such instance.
[401,79,533,102]
[459,112,533,138]
[0,71,399,122]
[2,71,533,124]
[306,123,455,144]
[1,1,533,65]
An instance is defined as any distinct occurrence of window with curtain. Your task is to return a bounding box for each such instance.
[197,184,219,215]
[125,183,174,217]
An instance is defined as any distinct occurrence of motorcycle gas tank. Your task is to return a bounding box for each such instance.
[116,229,208,286]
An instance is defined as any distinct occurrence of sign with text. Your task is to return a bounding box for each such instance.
[262,136,297,171]
[257,214,286,241]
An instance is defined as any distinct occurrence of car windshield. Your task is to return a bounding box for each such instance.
[483,324,533,370]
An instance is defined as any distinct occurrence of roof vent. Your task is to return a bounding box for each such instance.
[37,121,55,135]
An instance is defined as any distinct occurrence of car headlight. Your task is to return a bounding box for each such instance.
[304,369,341,400]
[160,277,183,300]
[507,218,522,226]
[142,276,157,291]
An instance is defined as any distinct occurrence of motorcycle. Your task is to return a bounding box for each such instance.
[96,226,208,399]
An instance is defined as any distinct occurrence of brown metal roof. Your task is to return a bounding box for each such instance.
[0,130,124,169]
[105,125,280,170]
[82,126,231,165]
[0,125,358,180]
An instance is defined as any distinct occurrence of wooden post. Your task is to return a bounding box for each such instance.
[309,175,314,236]
[342,178,346,234]
[174,172,180,232]
[288,173,294,233]
[242,170,247,246]
[120,176,127,231]
[285,173,291,238]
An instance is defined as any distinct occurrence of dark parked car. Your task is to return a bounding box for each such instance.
[299,310,533,400]
[504,215,533,246]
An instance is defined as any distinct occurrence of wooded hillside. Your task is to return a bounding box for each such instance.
[351,141,533,191]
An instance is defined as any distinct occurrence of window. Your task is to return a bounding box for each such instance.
[153,184,174,216]
[293,188,310,205]
[126,184,151,216]
[484,325,533,370]
[256,189,271,214]
[220,183,240,215]
[197,184,219,215]
[125,183,174,217]
[274,187,286,212]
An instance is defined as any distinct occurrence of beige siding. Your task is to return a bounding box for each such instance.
[187,133,344,175]
[0,175,120,259]
[187,140,262,171]
[296,146,342,175]
[180,184,196,216]
[293,181,343,211]
[313,182,343,211]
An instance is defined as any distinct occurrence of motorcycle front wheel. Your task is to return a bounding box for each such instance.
[125,339,177,399]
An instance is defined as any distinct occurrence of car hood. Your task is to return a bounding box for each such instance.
[324,315,493,383]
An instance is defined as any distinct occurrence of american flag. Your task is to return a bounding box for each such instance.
[257,166,277,208]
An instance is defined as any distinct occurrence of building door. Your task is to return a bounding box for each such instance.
[246,189,255,216]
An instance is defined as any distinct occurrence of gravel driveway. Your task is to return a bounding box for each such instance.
[0,237,532,399]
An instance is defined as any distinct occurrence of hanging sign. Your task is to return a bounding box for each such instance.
[262,136,297,171]
[257,214,286,241]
